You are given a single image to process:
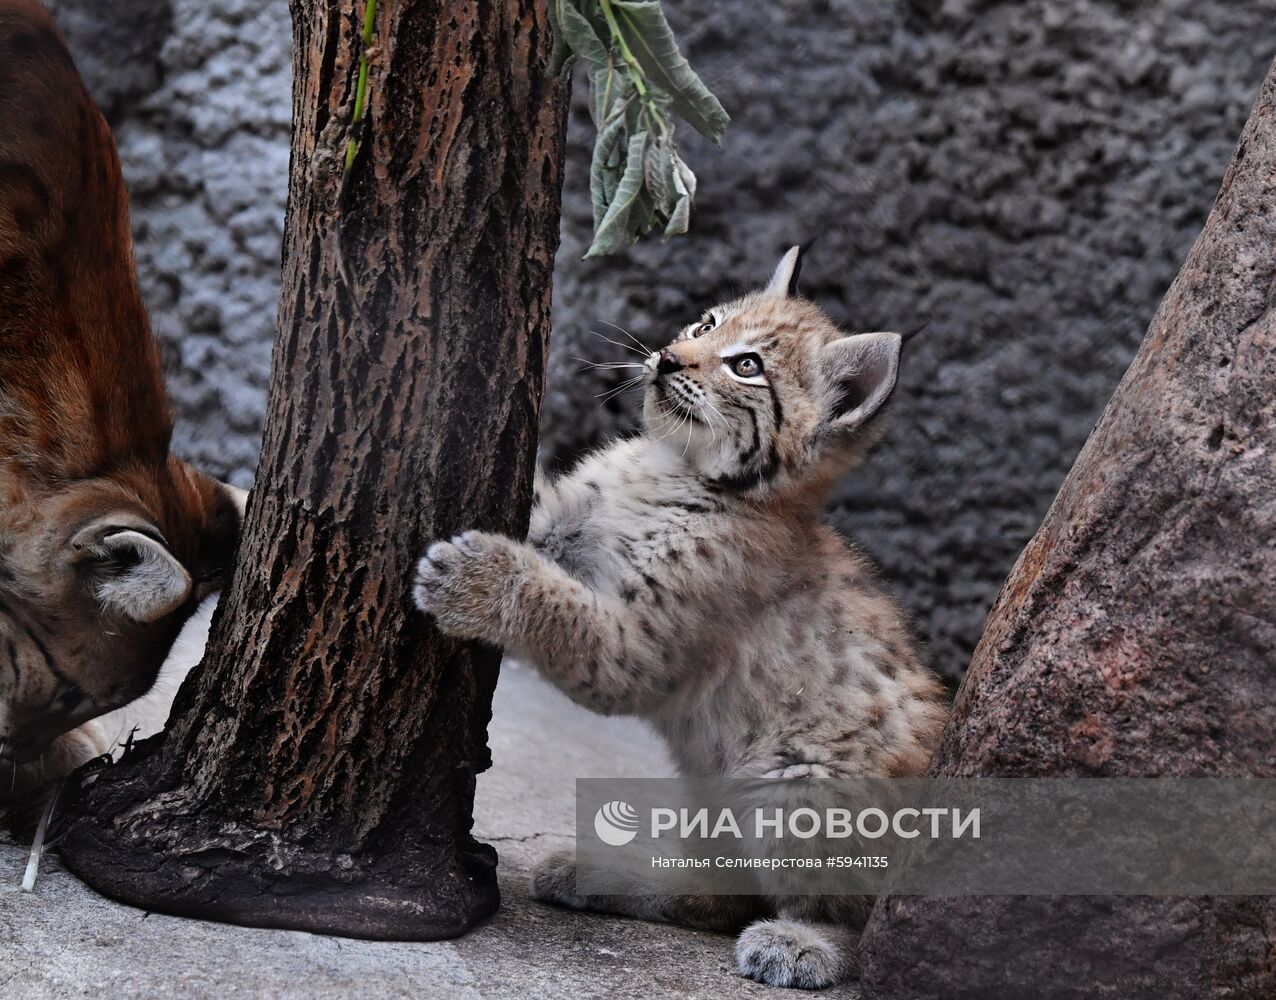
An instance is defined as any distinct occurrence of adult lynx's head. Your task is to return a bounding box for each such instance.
[0,0,242,769]
[642,247,905,495]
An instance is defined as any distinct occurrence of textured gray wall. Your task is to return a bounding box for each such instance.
[52,0,1276,678]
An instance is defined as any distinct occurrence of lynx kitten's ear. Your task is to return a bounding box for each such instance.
[72,518,192,623]
[764,245,805,297]
[820,332,902,435]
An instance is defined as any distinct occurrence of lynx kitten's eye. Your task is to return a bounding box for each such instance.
[693,317,715,337]
[730,354,763,378]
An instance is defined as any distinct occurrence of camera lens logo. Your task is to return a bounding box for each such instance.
[594,800,640,846]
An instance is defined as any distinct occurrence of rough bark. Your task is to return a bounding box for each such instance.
[58,0,567,940]
[859,59,1276,999]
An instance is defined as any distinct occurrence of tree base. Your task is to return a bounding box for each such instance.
[57,767,499,941]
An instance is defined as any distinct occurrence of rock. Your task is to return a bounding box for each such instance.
[858,56,1276,1000]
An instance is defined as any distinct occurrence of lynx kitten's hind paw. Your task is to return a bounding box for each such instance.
[735,918,855,991]
[530,851,586,910]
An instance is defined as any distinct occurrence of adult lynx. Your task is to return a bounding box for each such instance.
[0,0,242,791]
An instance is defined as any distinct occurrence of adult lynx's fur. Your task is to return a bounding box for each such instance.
[0,0,242,793]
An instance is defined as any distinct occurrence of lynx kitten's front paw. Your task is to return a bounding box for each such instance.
[413,530,517,639]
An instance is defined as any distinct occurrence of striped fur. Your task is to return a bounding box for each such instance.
[0,1,242,790]
[415,248,948,989]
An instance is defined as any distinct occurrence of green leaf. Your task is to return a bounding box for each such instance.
[610,1,729,142]
[549,0,609,74]
[586,131,650,257]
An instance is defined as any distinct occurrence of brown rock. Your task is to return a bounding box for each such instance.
[859,57,1276,999]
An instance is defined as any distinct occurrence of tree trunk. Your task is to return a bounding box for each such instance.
[859,60,1276,999]
[59,0,567,940]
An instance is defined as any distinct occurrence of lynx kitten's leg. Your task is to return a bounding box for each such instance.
[414,531,677,714]
[532,851,757,932]
[735,917,860,991]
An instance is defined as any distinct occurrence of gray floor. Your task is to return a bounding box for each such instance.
[0,665,858,998]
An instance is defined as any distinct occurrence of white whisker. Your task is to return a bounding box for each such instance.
[597,319,652,355]
[595,374,647,404]
[699,397,724,450]
[653,392,695,455]
[574,357,646,371]
[587,329,649,358]
[648,397,680,437]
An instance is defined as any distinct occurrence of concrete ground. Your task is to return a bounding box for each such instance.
[0,665,860,999]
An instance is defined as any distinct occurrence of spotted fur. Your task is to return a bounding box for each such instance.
[0,1,242,788]
[415,247,947,989]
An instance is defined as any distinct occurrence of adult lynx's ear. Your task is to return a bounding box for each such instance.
[764,245,805,297]
[72,517,192,623]
[820,332,902,435]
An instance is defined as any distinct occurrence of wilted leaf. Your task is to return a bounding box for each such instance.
[633,187,660,238]
[586,131,650,257]
[590,103,630,229]
[662,149,694,237]
[672,147,697,202]
[610,1,729,142]
[547,1,591,79]
[552,1,727,254]
[587,60,617,126]
[549,0,609,74]
[547,1,572,77]
[643,139,671,207]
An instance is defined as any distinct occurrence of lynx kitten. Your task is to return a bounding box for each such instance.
[414,247,947,990]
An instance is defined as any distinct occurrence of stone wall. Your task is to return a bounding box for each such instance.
[50,0,1276,678]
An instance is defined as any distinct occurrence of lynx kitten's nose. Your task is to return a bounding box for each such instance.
[656,349,684,376]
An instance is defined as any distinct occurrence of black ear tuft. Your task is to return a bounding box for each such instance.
[788,231,827,296]
[900,322,929,347]
[765,245,806,297]
[787,245,806,296]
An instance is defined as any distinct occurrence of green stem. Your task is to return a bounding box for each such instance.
[598,0,647,99]
[344,0,378,171]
